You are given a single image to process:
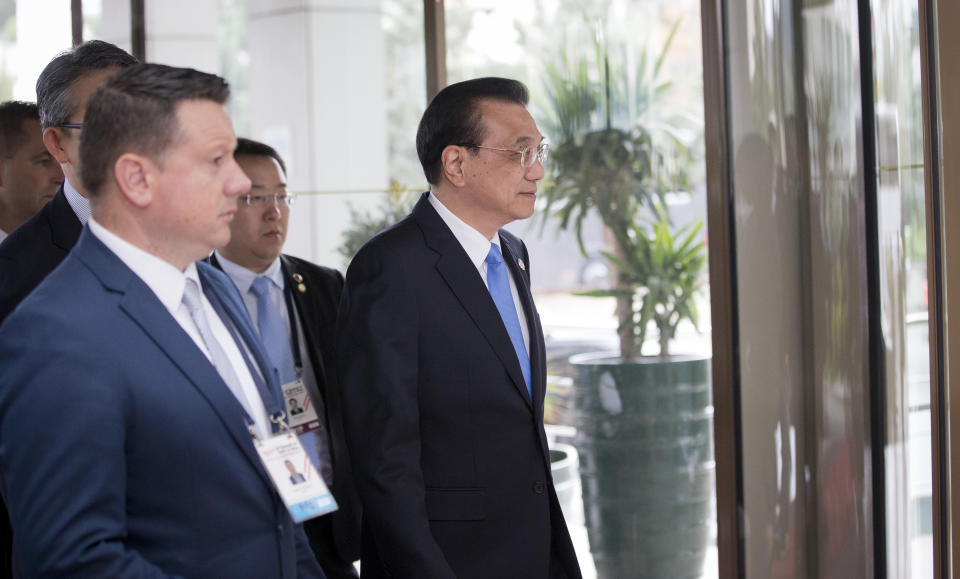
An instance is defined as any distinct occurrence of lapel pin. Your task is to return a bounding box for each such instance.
[517,258,526,271]
[291,273,307,293]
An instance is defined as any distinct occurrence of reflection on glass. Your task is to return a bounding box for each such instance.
[871,0,933,576]
[728,0,878,576]
[726,0,811,573]
[447,2,713,578]
[213,1,424,268]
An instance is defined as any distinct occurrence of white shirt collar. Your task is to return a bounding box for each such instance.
[63,179,91,226]
[428,191,500,269]
[214,251,284,294]
[88,217,194,315]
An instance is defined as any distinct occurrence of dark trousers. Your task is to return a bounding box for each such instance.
[303,514,359,579]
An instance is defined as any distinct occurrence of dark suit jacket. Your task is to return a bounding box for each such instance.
[0,185,81,326]
[0,185,79,578]
[0,228,325,578]
[209,253,362,571]
[337,193,581,579]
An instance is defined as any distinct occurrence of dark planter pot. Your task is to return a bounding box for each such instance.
[570,351,714,579]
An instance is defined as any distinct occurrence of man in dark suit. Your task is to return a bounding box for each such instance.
[210,138,361,578]
[337,77,582,578]
[0,40,136,324]
[0,64,325,578]
[0,41,135,579]
[0,101,64,242]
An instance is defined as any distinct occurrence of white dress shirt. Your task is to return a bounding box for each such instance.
[428,191,530,353]
[88,218,272,438]
[63,179,91,226]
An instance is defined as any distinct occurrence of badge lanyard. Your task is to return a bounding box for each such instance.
[204,283,287,432]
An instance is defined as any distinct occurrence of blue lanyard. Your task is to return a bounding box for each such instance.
[204,283,286,432]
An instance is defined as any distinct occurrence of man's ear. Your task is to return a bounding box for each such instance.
[0,159,7,189]
[441,145,468,187]
[42,128,70,164]
[113,153,153,208]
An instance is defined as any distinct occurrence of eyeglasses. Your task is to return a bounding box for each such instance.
[241,194,296,207]
[459,142,549,168]
[54,123,84,130]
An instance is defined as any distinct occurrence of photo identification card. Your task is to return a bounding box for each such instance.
[253,431,338,522]
[283,378,321,434]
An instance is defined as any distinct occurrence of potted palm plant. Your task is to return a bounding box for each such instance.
[539,23,713,579]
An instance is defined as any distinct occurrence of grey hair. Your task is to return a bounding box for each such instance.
[35,40,137,130]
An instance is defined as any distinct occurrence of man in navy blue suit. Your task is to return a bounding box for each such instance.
[0,63,325,578]
[337,77,581,578]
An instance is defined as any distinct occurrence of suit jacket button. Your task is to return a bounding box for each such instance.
[277,524,285,536]
[533,481,545,494]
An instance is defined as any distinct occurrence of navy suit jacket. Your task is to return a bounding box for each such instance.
[0,228,325,578]
[337,193,581,578]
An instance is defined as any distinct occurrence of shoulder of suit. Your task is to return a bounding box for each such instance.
[350,215,422,262]
[0,203,57,260]
[281,254,344,290]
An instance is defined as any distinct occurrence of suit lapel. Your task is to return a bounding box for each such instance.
[197,261,279,393]
[76,232,273,488]
[413,195,533,410]
[499,236,546,419]
[48,186,82,252]
[280,257,329,382]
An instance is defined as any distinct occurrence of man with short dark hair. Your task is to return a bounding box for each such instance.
[337,77,581,578]
[0,101,62,242]
[0,40,136,324]
[210,137,361,578]
[0,63,325,578]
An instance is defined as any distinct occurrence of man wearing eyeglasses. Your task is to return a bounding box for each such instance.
[0,63,325,578]
[0,40,135,579]
[0,40,136,325]
[209,138,361,578]
[337,77,581,578]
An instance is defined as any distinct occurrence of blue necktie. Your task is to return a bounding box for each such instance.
[485,243,532,399]
[250,275,330,483]
[250,276,297,384]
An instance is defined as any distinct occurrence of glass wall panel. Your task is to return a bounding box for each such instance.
[870,0,933,576]
[3,0,72,102]
[725,0,874,576]
[207,0,424,269]
[446,2,713,578]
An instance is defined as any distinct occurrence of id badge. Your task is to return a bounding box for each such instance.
[253,431,338,522]
[283,377,321,434]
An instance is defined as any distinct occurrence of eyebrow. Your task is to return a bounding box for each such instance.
[513,135,545,146]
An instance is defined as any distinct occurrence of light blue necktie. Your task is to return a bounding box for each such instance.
[250,276,297,384]
[250,275,331,483]
[485,243,532,399]
[181,278,256,419]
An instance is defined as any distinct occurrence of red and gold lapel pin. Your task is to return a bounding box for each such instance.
[292,273,306,293]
